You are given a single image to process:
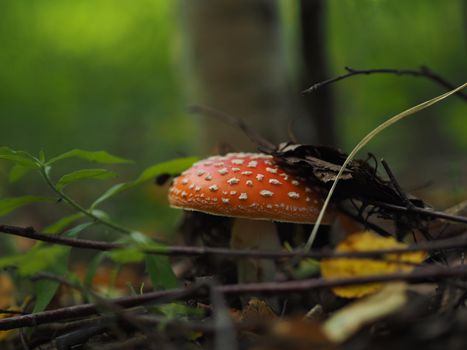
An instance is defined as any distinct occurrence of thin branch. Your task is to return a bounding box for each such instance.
[188,105,276,152]
[2,265,467,331]
[370,201,467,225]
[1,223,467,261]
[303,66,467,101]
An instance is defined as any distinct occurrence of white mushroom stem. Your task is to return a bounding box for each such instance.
[230,218,281,283]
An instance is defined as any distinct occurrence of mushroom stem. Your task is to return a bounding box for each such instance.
[230,218,281,283]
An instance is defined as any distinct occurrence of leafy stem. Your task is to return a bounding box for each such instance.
[39,165,131,235]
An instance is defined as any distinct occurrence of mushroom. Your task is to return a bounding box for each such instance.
[168,152,334,283]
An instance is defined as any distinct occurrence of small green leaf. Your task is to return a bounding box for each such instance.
[158,303,205,319]
[56,168,117,191]
[47,149,132,165]
[64,222,95,237]
[39,150,46,163]
[9,164,32,183]
[32,248,71,313]
[134,157,199,185]
[0,196,54,217]
[43,213,85,234]
[108,247,145,264]
[90,157,198,209]
[0,246,69,276]
[145,255,178,289]
[0,147,39,167]
[84,252,106,288]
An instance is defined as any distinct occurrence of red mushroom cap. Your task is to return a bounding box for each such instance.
[168,153,334,224]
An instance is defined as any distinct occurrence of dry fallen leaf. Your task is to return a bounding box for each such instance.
[323,282,408,343]
[254,318,335,350]
[0,273,18,342]
[320,231,426,298]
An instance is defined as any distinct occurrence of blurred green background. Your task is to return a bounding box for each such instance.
[0,0,465,238]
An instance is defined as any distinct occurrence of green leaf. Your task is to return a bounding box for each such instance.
[84,252,107,288]
[0,196,55,217]
[64,222,95,237]
[32,248,71,313]
[9,164,33,183]
[0,246,69,276]
[0,147,39,167]
[108,247,145,264]
[56,168,117,190]
[43,213,84,234]
[158,303,205,319]
[134,157,199,185]
[145,255,177,289]
[47,149,132,165]
[90,157,198,209]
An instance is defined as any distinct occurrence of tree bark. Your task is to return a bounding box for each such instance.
[182,0,293,152]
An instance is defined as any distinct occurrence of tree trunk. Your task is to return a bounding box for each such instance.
[298,0,336,146]
[182,0,293,152]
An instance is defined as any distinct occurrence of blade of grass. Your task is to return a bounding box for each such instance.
[305,82,467,251]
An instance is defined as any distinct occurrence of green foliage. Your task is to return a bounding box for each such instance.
[32,248,71,313]
[56,168,117,190]
[0,245,69,276]
[91,156,198,208]
[47,149,132,165]
[0,145,190,312]
[43,213,85,234]
[0,147,39,168]
[0,195,54,217]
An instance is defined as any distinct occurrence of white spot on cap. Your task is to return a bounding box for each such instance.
[291,180,299,186]
[189,184,195,190]
[269,179,282,185]
[247,161,258,168]
[230,190,237,195]
[222,198,230,203]
[256,174,264,181]
[181,178,188,185]
[288,192,300,199]
[218,168,228,175]
[241,171,252,175]
[260,190,274,197]
[232,159,244,165]
[246,180,253,187]
[212,198,218,202]
[306,197,311,202]
[266,167,278,174]
[227,177,240,185]
[250,203,257,207]
[209,185,219,192]
[239,193,248,200]
[214,162,224,167]
[196,169,206,176]
[195,186,201,192]
[222,191,228,195]
[266,204,273,209]
[205,174,212,181]
[203,161,213,166]
[305,187,312,193]
[181,191,187,198]
[232,167,240,172]
[264,160,273,165]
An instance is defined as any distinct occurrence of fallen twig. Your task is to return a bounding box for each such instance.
[1,265,467,331]
[1,223,467,260]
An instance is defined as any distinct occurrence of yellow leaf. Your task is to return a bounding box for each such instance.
[320,231,426,298]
